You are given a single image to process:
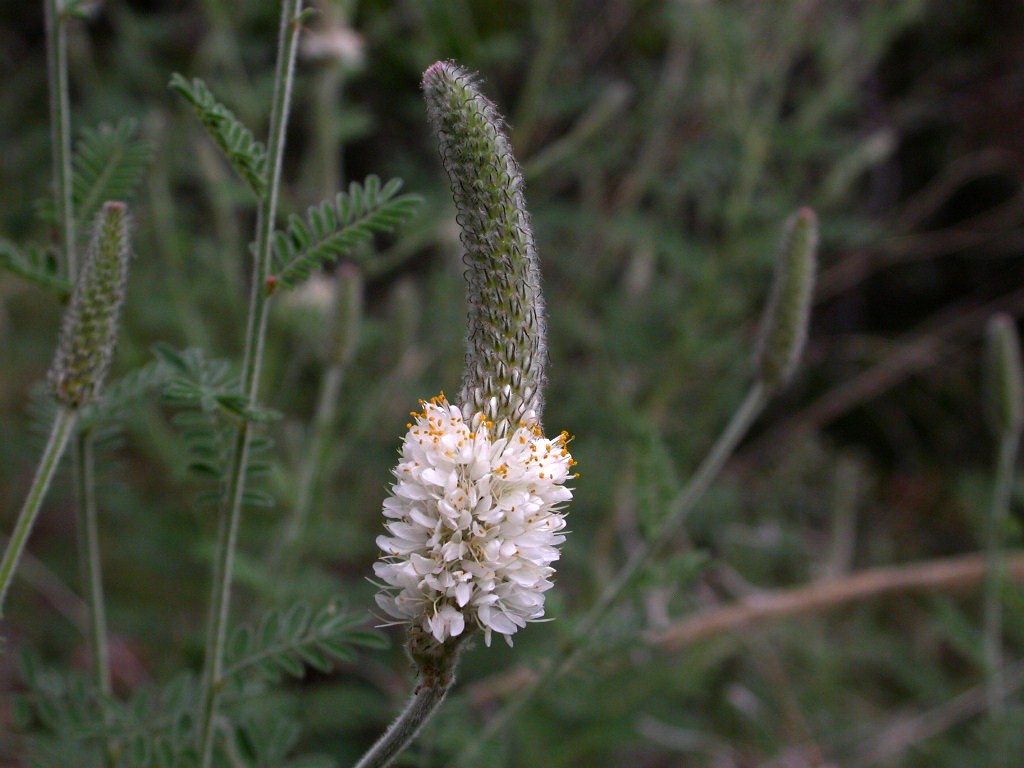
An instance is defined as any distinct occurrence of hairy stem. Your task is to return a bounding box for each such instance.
[44,0,77,281]
[984,430,1018,766]
[354,674,455,768]
[0,406,78,614]
[73,431,111,695]
[197,2,303,764]
[455,384,768,765]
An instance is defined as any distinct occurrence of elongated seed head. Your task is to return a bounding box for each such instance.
[984,314,1024,437]
[49,202,131,408]
[422,60,547,434]
[754,207,818,391]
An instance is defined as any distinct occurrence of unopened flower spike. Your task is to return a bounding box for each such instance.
[49,201,132,408]
[754,207,818,392]
[372,62,575,655]
[422,60,547,437]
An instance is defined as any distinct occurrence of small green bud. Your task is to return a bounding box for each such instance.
[327,263,363,366]
[422,61,547,434]
[754,207,818,391]
[984,314,1024,437]
[49,202,131,408]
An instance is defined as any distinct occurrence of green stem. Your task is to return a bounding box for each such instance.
[984,429,1018,767]
[44,0,77,281]
[354,673,456,768]
[0,406,78,614]
[454,384,768,765]
[196,2,303,765]
[73,431,111,696]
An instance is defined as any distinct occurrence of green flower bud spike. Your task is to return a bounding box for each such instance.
[422,60,547,435]
[1,202,131,615]
[49,201,132,408]
[754,207,818,391]
[984,314,1024,438]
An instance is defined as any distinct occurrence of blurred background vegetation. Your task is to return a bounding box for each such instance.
[2,0,1024,765]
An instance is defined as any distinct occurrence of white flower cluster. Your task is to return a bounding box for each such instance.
[374,394,575,646]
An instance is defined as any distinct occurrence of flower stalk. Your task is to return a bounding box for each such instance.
[73,430,111,695]
[353,633,463,768]
[982,313,1024,766]
[197,2,304,764]
[0,407,78,614]
[1,201,131,615]
[357,60,568,768]
[45,0,76,281]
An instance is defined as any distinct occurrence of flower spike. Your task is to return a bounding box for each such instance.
[754,207,818,392]
[422,61,547,435]
[49,201,132,408]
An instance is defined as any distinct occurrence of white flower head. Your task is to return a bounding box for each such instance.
[374,393,575,647]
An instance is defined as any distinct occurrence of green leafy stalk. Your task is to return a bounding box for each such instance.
[268,176,420,289]
[45,0,76,281]
[197,2,304,764]
[982,314,1024,766]
[422,60,548,434]
[169,75,269,198]
[0,406,78,614]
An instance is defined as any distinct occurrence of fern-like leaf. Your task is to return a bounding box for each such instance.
[0,237,70,298]
[169,74,268,197]
[155,345,277,508]
[222,598,387,685]
[269,176,421,289]
[79,358,174,432]
[72,119,151,231]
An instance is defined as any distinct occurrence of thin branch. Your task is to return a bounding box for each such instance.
[467,552,1024,707]
[650,551,1024,651]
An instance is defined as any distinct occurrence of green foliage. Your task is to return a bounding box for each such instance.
[72,119,151,233]
[154,344,276,508]
[0,237,69,298]
[79,358,175,433]
[3,1,1023,767]
[169,75,268,198]
[269,176,421,289]
[18,650,201,768]
[222,598,387,686]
